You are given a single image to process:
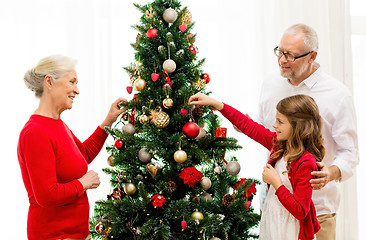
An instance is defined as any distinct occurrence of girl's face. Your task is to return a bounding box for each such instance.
[273,111,292,141]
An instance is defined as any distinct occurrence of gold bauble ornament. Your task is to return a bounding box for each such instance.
[174,149,187,163]
[191,210,204,221]
[139,114,150,123]
[133,77,146,91]
[163,97,174,109]
[124,182,137,195]
[150,106,170,128]
[107,155,115,166]
[163,59,176,73]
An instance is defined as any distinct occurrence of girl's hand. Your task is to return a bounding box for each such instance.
[262,164,283,190]
[188,93,224,110]
[100,98,128,129]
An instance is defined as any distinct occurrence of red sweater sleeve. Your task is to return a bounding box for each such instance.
[70,126,108,164]
[21,128,84,208]
[275,156,317,220]
[219,103,275,151]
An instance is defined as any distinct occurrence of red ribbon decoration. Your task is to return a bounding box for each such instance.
[162,70,173,88]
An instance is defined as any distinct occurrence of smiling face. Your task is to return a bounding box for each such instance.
[50,70,79,112]
[273,110,292,141]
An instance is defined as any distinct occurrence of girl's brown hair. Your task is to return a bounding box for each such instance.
[270,95,325,173]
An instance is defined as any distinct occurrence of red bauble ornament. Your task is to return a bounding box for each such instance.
[115,139,124,149]
[151,73,159,82]
[182,121,200,138]
[189,45,197,55]
[181,220,187,230]
[201,73,211,84]
[147,28,158,38]
[126,86,133,94]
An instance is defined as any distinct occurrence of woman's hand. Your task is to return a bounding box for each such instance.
[100,98,128,129]
[78,170,100,190]
[188,93,224,110]
[262,164,283,190]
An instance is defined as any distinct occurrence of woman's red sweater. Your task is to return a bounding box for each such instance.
[17,115,108,240]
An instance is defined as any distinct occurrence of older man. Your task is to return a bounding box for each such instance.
[258,24,359,240]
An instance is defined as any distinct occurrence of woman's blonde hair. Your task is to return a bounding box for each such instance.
[24,55,77,97]
[270,94,325,173]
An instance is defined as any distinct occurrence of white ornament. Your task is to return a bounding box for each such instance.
[163,8,178,23]
[195,127,206,140]
[138,148,153,163]
[163,59,176,73]
[200,177,211,190]
[226,161,241,176]
[122,123,135,135]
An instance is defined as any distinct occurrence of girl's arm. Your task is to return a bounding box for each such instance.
[275,156,317,220]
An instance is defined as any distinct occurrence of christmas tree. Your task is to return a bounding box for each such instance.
[90,0,260,239]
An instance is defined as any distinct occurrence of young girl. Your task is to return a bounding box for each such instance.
[188,93,324,240]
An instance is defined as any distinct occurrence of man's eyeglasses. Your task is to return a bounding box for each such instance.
[274,46,313,62]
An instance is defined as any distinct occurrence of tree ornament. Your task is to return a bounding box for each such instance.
[222,194,235,206]
[181,220,187,231]
[209,237,221,240]
[200,177,211,190]
[122,123,136,135]
[158,45,168,58]
[163,97,174,109]
[163,59,176,73]
[195,127,206,140]
[114,139,124,150]
[147,162,159,178]
[180,10,192,25]
[174,149,187,163]
[150,194,167,208]
[151,73,159,82]
[191,210,204,221]
[146,28,158,38]
[182,120,200,138]
[126,222,139,236]
[145,6,156,20]
[193,104,205,117]
[214,164,222,174]
[201,73,211,84]
[107,155,115,166]
[95,222,105,234]
[163,8,178,23]
[126,86,133,94]
[166,180,177,193]
[244,201,251,209]
[139,114,150,123]
[179,24,187,32]
[150,106,170,128]
[226,161,241,176]
[189,45,197,55]
[121,112,129,121]
[133,77,146,91]
[124,182,137,195]
[215,127,227,138]
[187,33,196,43]
[138,148,153,163]
[179,167,203,188]
[180,108,188,117]
[201,192,212,202]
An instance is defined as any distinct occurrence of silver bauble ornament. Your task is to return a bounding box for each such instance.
[163,8,178,23]
[122,123,136,135]
[201,192,212,202]
[226,161,241,176]
[200,177,211,190]
[124,182,137,195]
[163,59,176,73]
[138,148,153,163]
